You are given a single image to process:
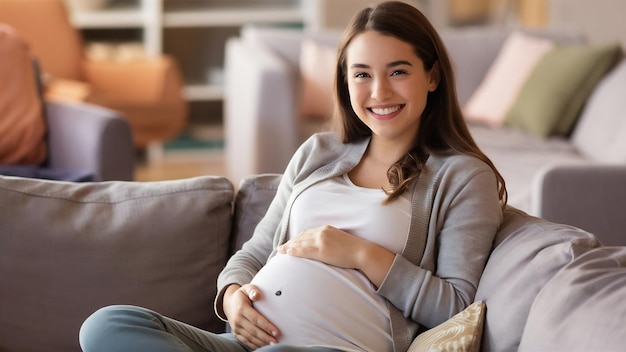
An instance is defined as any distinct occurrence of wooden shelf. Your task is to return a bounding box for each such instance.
[184,84,224,101]
[164,7,303,27]
[70,4,144,29]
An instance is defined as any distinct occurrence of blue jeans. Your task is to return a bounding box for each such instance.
[79,305,343,352]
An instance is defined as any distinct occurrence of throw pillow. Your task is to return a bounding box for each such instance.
[463,31,554,127]
[570,60,626,163]
[504,42,622,137]
[0,24,47,165]
[408,301,486,352]
[299,38,336,120]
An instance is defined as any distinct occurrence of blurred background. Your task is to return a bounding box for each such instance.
[29,0,626,181]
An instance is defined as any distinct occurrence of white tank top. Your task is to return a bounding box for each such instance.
[251,174,411,351]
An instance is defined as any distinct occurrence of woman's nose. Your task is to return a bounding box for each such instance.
[371,77,392,101]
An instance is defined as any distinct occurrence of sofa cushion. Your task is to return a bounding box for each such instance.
[0,176,233,352]
[571,59,626,163]
[519,246,626,352]
[463,31,554,127]
[468,124,585,212]
[504,42,622,137]
[231,173,282,253]
[475,207,600,352]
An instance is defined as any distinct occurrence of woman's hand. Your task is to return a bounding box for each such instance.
[277,225,395,287]
[222,284,279,349]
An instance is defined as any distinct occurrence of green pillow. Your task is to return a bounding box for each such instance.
[504,42,622,137]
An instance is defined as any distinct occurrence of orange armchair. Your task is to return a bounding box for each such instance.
[0,0,188,148]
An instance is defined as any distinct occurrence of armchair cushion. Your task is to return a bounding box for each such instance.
[0,24,46,165]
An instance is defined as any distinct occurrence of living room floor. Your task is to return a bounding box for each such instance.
[134,123,227,182]
[134,151,226,182]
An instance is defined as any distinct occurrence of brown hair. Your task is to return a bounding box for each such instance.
[333,1,507,206]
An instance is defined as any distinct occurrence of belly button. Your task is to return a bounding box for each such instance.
[275,290,282,296]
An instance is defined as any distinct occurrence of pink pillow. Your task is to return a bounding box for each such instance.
[463,31,554,127]
[298,39,336,120]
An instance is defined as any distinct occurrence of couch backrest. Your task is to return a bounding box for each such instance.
[0,175,234,352]
[475,207,600,351]
[440,26,585,106]
[231,173,283,253]
[240,26,341,69]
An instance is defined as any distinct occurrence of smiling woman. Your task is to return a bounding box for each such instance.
[79,2,507,352]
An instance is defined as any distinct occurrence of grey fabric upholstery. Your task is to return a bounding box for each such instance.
[475,207,601,351]
[532,164,626,246]
[0,175,233,351]
[520,246,626,351]
[231,173,282,254]
[571,60,626,163]
[0,101,134,181]
[45,101,135,181]
[0,173,623,352]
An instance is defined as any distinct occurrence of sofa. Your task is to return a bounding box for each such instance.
[224,25,626,246]
[0,100,134,182]
[1,173,626,351]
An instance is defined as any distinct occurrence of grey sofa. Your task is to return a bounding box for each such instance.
[224,25,626,246]
[0,100,134,181]
[1,173,625,351]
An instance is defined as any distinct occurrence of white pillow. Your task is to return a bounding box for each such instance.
[463,31,554,127]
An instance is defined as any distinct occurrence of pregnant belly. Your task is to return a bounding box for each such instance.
[250,254,392,351]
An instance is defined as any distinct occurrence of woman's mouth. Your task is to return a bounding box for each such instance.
[368,104,405,119]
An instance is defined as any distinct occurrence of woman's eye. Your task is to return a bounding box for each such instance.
[391,70,407,76]
[354,72,370,79]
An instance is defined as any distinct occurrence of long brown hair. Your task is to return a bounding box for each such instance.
[333,1,507,206]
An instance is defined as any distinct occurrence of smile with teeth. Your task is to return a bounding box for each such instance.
[369,104,404,115]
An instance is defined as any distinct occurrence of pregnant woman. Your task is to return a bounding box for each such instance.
[80,1,506,351]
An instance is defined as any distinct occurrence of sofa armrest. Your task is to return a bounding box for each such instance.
[45,100,134,181]
[223,36,300,185]
[82,56,185,103]
[531,164,626,246]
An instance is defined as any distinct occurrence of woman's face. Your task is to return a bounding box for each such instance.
[345,30,438,146]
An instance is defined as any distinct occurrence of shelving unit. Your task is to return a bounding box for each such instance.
[67,0,307,131]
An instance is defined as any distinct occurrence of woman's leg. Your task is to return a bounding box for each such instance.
[79,305,249,352]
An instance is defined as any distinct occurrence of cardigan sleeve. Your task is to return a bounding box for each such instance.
[376,155,502,328]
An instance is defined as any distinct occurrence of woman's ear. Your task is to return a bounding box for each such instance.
[428,61,440,92]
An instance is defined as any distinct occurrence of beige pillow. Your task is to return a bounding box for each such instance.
[298,39,336,120]
[408,301,486,352]
[463,31,554,127]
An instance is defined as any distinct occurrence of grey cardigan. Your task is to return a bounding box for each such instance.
[216,132,502,352]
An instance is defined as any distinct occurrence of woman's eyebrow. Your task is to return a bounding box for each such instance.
[387,60,412,67]
[349,60,413,69]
